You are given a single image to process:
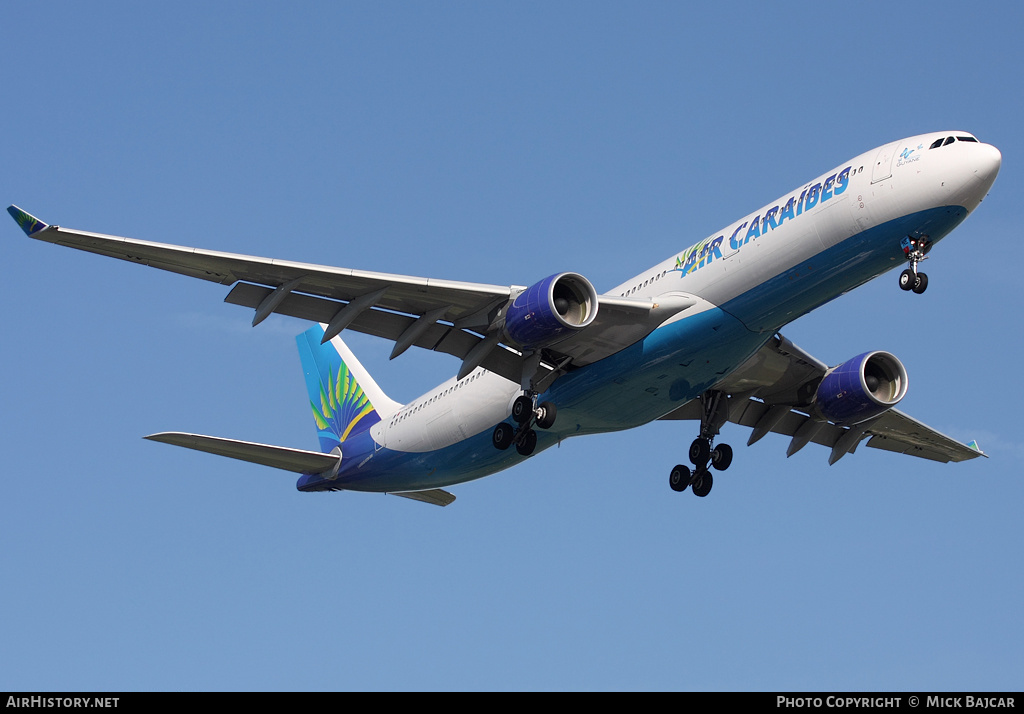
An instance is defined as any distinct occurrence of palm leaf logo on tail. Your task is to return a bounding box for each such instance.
[297,325,386,453]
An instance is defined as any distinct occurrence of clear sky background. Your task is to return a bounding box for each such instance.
[2,1,1021,692]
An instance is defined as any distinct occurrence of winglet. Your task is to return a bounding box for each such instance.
[7,205,49,236]
[966,440,987,457]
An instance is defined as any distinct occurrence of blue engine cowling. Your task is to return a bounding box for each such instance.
[504,272,598,350]
[815,351,909,425]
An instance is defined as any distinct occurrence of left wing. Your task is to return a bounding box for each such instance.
[659,334,985,464]
[8,206,690,385]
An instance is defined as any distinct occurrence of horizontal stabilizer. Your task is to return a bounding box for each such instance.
[147,432,457,505]
[145,432,340,474]
[389,489,457,507]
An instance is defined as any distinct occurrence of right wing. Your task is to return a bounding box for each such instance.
[659,334,985,464]
[8,206,692,385]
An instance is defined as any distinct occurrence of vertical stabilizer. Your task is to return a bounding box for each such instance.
[296,324,402,453]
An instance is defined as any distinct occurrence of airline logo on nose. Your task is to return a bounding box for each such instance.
[897,144,924,167]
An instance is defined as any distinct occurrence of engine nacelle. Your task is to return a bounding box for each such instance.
[504,272,598,350]
[815,351,909,425]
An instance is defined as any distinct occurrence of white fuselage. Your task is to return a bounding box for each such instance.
[341,131,1000,489]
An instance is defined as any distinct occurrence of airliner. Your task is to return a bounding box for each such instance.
[8,130,1001,505]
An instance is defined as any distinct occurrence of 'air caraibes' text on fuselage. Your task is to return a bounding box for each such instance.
[674,166,853,276]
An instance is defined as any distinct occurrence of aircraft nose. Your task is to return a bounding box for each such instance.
[956,142,1002,211]
[973,143,1002,190]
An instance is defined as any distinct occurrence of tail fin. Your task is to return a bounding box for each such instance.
[296,324,401,453]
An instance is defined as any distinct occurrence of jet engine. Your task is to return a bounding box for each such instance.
[504,272,598,350]
[815,351,908,425]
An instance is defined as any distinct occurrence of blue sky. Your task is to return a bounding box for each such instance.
[2,1,1021,691]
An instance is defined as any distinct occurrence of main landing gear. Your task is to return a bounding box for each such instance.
[899,236,930,294]
[669,390,733,497]
[492,394,557,457]
[669,440,733,497]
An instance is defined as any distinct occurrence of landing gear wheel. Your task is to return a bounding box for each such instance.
[535,401,557,430]
[691,469,713,497]
[492,422,514,450]
[710,443,733,471]
[669,464,692,492]
[689,438,711,466]
[671,391,731,498]
[511,395,534,424]
[515,428,538,456]
[899,269,916,291]
[912,272,929,294]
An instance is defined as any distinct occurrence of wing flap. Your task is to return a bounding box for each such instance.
[727,398,843,449]
[224,282,527,383]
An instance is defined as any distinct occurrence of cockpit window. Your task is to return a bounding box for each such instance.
[930,135,980,150]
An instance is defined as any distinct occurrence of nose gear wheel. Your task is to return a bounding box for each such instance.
[898,236,930,294]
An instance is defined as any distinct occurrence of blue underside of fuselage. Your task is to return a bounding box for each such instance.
[298,204,968,494]
[721,204,968,333]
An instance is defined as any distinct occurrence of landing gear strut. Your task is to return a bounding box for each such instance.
[899,236,930,294]
[493,393,557,457]
[668,390,733,497]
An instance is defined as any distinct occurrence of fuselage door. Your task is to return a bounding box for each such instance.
[871,141,900,183]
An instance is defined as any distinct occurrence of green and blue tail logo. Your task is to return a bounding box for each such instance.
[7,206,48,236]
[297,325,383,453]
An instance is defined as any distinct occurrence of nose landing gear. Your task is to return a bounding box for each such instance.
[899,236,930,294]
